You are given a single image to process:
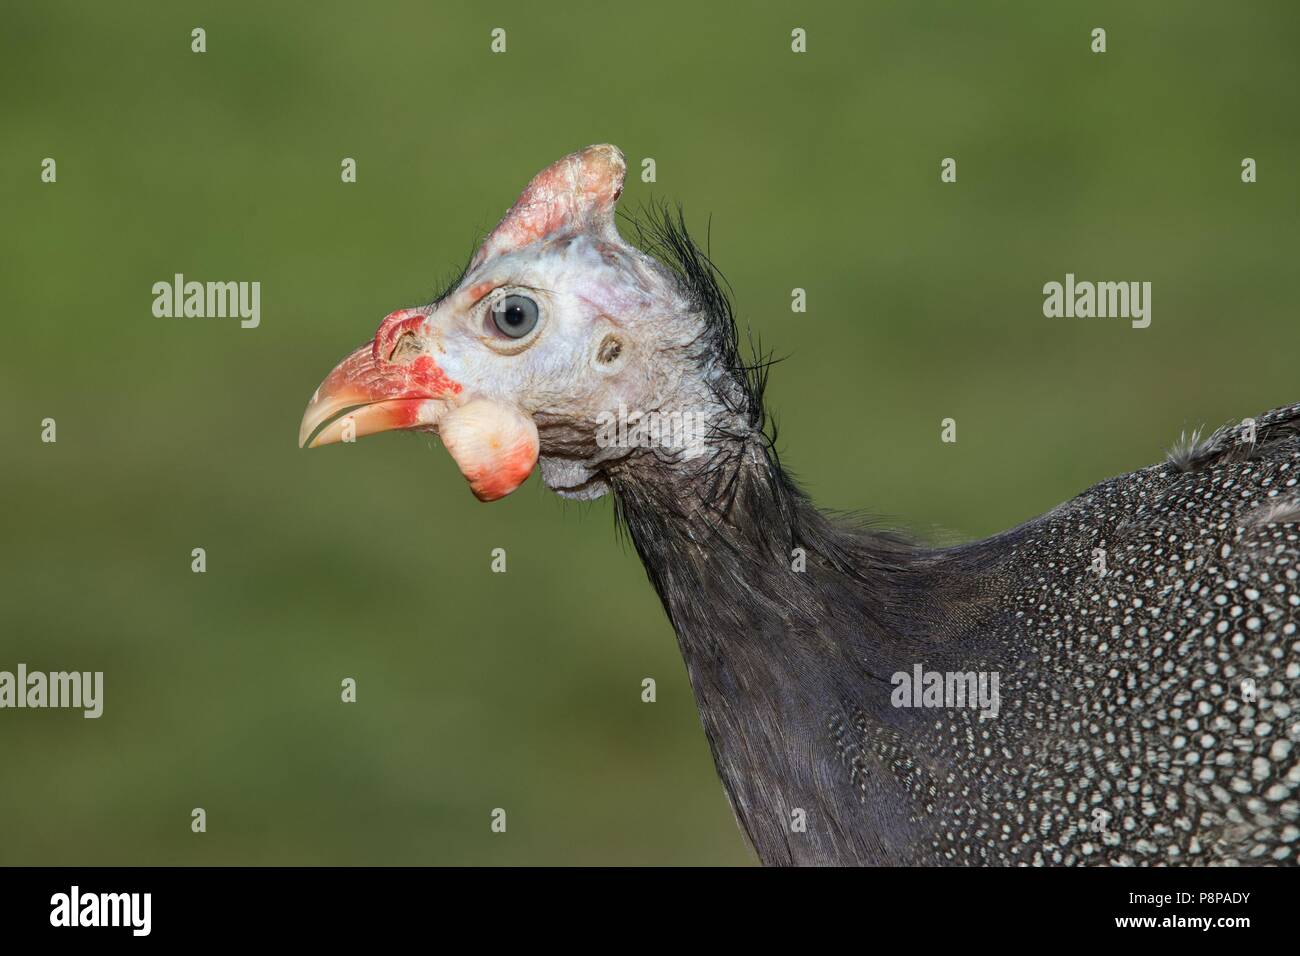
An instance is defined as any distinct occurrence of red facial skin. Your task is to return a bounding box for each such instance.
[314,344,460,408]
[465,281,496,303]
[405,355,461,399]
[317,310,464,408]
[299,309,466,448]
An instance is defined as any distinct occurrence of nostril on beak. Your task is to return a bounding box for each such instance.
[372,308,428,365]
[388,331,419,362]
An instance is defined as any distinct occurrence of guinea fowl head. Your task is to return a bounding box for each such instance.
[299,144,761,504]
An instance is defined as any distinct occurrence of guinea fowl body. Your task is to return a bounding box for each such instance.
[616,403,1300,866]
[301,145,1299,867]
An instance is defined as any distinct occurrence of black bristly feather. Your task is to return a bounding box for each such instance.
[615,202,920,584]
[428,240,477,306]
[621,202,770,431]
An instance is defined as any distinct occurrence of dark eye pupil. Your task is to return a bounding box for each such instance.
[493,295,538,338]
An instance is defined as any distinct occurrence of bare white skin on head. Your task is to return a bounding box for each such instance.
[300,144,728,501]
[429,231,706,498]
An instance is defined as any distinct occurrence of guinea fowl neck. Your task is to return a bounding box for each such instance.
[609,435,801,632]
[605,207,940,668]
[607,428,949,865]
[607,432,931,659]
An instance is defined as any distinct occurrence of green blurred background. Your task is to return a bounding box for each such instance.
[1,1,1296,865]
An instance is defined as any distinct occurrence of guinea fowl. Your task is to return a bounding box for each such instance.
[300,144,1300,866]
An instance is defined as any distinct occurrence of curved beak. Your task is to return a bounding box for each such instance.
[299,312,464,449]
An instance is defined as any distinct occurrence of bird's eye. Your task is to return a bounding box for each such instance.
[491,295,539,339]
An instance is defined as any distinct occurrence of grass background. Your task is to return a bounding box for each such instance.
[1,1,1296,864]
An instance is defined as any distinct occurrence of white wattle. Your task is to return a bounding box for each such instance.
[437,399,540,502]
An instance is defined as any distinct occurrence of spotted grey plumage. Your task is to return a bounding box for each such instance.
[614,361,1300,865]
[832,408,1300,866]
